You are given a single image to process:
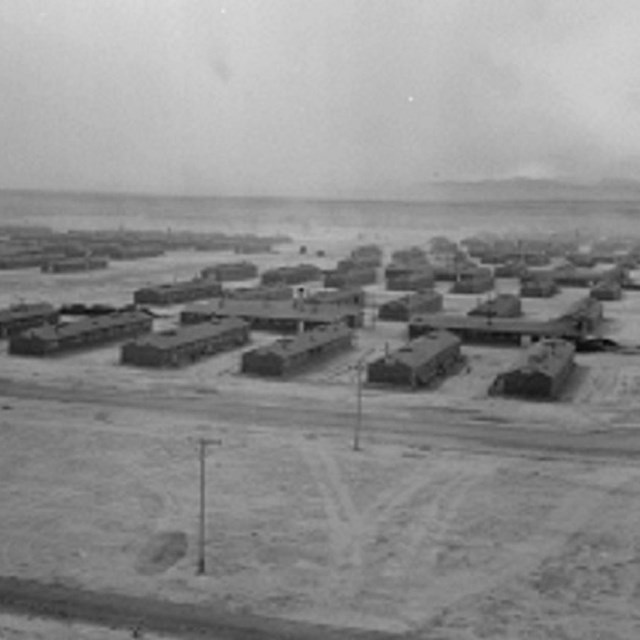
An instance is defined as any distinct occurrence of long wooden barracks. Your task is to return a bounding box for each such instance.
[9,310,153,356]
[305,288,366,307]
[200,261,258,282]
[408,314,581,345]
[468,294,522,318]
[0,302,59,338]
[378,291,443,322]
[324,267,377,288]
[222,285,293,301]
[181,298,363,331]
[450,269,494,294]
[121,317,249,368]
[520,275,559,298]
[489,338,575,399]
[261,264,323,286]
[557,296,603,334]
[41,256,109,273]
[386,270,435,291]
[367,330,462,389]
[133,278,222,305]
[241,323,353,376]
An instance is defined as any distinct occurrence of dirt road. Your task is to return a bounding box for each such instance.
[1,377,639,461]
[0,576,395,640]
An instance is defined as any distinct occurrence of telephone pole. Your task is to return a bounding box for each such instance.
[196,437,222,575]
[353,349,374,451]
[354,359,363,451]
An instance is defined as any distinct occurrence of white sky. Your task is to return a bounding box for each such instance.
[1,0,640,197]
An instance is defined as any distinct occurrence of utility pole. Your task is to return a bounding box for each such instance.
[197,437,222,575]
[354,360,363,451]
[353,349,374,451]
[368,291,377,330]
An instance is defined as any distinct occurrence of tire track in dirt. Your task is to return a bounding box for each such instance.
[0,516,74,578]
[352,465,488,608]
[400,466,640,627]
[401,470,489,580]
[299,442,365,604]
[299,446,493,615]
[359,459,433,526]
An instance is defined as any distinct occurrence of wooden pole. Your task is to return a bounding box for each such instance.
[196,437,222,575]
[197,438,206,575]
[354,361,363,451]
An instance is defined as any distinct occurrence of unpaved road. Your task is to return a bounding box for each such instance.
[1,377,639,461]
[0,576,394,640]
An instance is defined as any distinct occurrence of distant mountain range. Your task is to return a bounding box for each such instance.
[293,176,640,204]
[400,177,640,202]
[3,177,640,205]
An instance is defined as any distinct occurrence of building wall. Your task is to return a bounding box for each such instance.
[324,268,377,288]
[491,340,575,399]
[379,293,442,322]
[367,338,460,388]
[408,321,554,345]
[520,280,558,298]
[134,281,222,305]
[9,314,152,356]
[386,272,435,291]
[450,275,494,294]
[261,265,322,286]
[0,308,59,338]
[121,322,249,368]
[201,262,258,281]
[468,295,522,318]
[241,327,352,376]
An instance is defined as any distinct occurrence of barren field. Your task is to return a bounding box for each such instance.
[2,242,640,638]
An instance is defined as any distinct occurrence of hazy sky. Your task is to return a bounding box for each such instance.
[2,0,640,197]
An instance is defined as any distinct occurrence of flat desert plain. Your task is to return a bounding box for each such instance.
[2,241,640,639]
